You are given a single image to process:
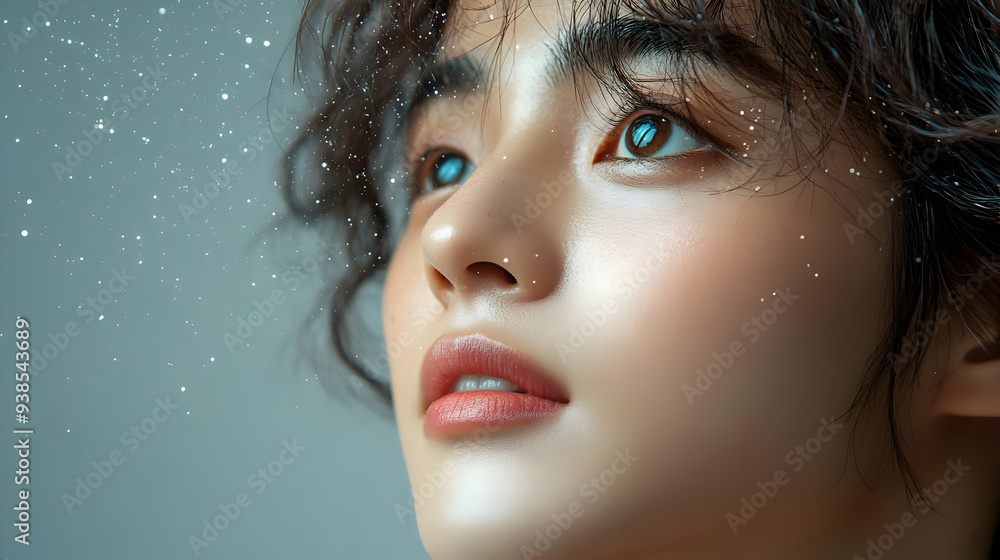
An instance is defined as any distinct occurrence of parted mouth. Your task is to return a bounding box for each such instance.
[420,333,570,411]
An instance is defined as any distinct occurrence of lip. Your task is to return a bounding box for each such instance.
[420,333,570,439]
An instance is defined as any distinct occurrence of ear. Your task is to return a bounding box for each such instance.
[931,327,1000,418]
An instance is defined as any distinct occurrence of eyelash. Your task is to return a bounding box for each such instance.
[404,142,446,186]
[404,96,733,194]
[600,96,731,162]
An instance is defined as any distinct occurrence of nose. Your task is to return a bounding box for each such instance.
[420,155,566,306]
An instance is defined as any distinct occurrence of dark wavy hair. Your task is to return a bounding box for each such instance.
[279,0,1000,549]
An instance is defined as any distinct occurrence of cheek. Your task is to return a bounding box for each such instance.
[382,193,456,456]
[383,229,425,341]
[383,222,432,409]
[554,178,887,526]
[383,190,448,349]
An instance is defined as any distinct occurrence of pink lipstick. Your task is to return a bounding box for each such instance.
[421,333,569,439]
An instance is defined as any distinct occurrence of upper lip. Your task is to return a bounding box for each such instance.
[420,333,570,410]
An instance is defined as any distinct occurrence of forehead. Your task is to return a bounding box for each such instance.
[424,0,784,113]
[442,0,566,55]
[415,0,786,125]
[439,0,761,58]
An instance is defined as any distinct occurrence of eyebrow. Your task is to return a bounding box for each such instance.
[411,15,769,111]
[416,55,486,103]
[546,16,730,89]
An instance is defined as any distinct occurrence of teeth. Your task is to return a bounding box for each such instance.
[451,375,524,393]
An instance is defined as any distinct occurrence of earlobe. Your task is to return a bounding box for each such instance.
[932,333,1000,418]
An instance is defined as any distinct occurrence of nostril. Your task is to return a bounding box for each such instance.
[429,267,452,293]
[467,261,517,287]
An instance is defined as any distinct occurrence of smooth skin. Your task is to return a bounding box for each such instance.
[381,0,1000,558]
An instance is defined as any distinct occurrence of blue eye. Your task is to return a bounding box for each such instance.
[421,152,474,192]
[612,114,705,159]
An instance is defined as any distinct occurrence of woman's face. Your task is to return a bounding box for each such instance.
[382,0,902,557]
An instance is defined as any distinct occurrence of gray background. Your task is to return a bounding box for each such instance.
[0,0,426,558]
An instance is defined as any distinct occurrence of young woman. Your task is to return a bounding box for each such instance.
[282,0,1000,557]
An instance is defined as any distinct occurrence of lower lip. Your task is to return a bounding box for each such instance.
[424,390,567,439]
